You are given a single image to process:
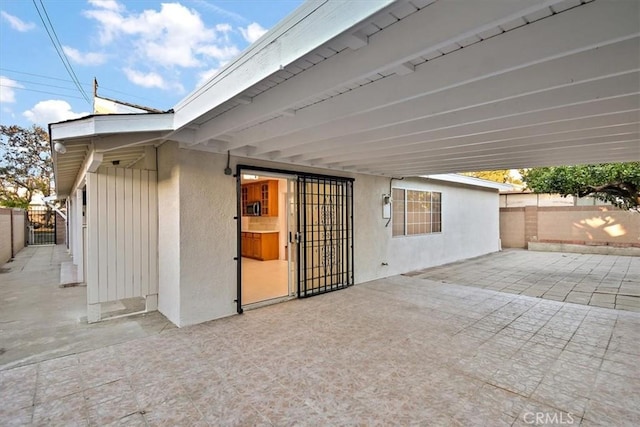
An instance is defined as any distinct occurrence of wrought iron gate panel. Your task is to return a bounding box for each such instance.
[297,176,353,298]
[27,206,56,245]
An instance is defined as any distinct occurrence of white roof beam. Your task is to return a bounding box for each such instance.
[241,3,639,154]
[69,150,103,197]
[342,31,369,50]
[287,95,640,161]
[366,147,640,176]
[386,149,639,175]
[317,122,640,167]
[288,71,640,163]
[175,0,396,130]
[195,0,574,145]
[336,134,639,170]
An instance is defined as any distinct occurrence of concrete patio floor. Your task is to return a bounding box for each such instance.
[1,247,639,425]
[0,245,174,371]
[410,250,640,312]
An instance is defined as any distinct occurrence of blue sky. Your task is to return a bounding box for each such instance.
[0,0,304,128]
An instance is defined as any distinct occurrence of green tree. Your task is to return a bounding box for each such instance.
[0,125,53,209]
[462,169,522,185]
[521,162,640,210]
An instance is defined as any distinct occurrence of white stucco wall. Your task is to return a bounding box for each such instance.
[177,146,238,326]
[157,145,500,326]
[157,142,182,325]
[353,176,500,282]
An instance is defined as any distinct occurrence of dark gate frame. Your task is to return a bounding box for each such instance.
[235,164,354,314]
[27,205,57,245]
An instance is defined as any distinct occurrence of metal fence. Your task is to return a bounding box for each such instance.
[27,205,56,245]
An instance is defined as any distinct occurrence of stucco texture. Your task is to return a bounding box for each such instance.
[157,142,182,325]
[157,146,501,326]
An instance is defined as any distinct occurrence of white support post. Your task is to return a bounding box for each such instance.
[75,189,84,282]
[146,294,158,312]
[87,303,101,323]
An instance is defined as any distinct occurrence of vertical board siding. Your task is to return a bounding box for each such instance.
[148,171,158,294]
[140,171,150,298]
[107,168,117,301]
[97,171,109,302]
[132,169,142,298]
[124,169,134,299]
[87,173,99,304]
[116,168,126,299]
[86,168,158,304]
[75,190,84,282]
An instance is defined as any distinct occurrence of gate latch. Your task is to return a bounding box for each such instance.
[290,231,301,244]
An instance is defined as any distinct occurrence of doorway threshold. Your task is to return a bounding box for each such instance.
[242,295,296,311]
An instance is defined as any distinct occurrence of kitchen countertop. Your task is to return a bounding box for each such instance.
[241,230,279,234]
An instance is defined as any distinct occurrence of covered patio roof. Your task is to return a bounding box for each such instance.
[51,0,640,195]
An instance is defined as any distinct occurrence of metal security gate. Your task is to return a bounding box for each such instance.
[297,176,354,297]
[27,206,56,245]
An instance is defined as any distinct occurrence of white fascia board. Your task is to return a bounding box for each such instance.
[172,0,396,129]
[70,150,104,196]
[50,113,174,141]
[423,174,514,191]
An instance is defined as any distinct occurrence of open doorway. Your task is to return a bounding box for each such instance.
[239,171,296,308]
[237,166,355,313]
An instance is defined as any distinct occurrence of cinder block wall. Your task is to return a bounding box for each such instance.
[0,208,11,263]
[55,212,66,245]
[0,208,27,264]
[500,206,640,248]
[500,208,526,248]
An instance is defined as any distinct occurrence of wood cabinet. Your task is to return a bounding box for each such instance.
[241,180,278,216]
[241,232,279,260]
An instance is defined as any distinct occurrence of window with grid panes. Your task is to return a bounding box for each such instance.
[392,188,442,236]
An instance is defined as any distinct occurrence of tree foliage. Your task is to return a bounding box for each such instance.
[0,125,53,209]
[521,162,640,210]
[462,169,522,185]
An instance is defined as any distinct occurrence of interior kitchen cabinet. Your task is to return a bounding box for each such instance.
[241,180,279,216]
[241,232,279,260]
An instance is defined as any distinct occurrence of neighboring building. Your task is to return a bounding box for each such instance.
[500,191,611,208]
[49,0,640,325]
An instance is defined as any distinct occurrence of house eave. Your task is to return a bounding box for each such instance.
[50,112,174,142]
[50,113,174,198]
[423,174,514,191]
[172,0,397,130]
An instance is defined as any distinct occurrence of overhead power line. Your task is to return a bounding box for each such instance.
[0,84,87,101]
[0,67,161,104]
[3,78,83,92]
[31,0,91,104]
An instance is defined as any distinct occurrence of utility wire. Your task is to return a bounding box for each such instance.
[0,68,72,83]
[0,67,161,104]
[3,78,85,92]
[31,0,91,104]
[0,84,87,100]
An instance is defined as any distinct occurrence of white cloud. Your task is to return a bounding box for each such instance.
[215,23,232,41]
[1,11,35,32]
[123,68,184,93]
[188,0,248,24]
[84,2,237,68]
[239,22,267,44]
[0,76,23,103]
[62,46,107,66]
[23,100,88,125]
[87,0,123,12]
